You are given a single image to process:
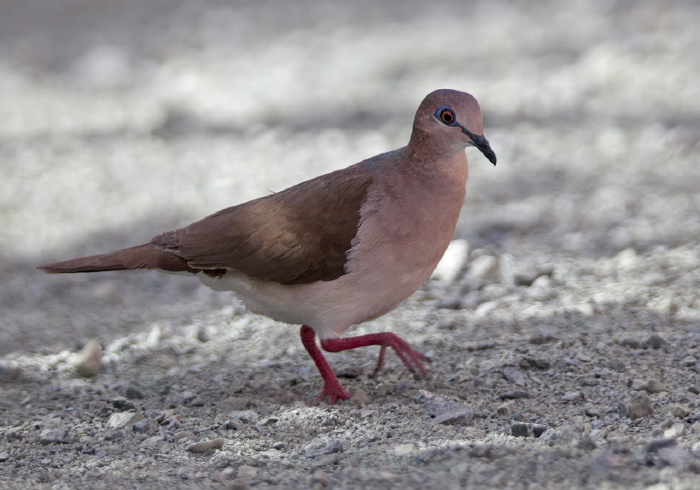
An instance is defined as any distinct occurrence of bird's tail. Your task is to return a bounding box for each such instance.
[37,243,190,274]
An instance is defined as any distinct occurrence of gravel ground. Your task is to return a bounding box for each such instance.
[2,1,700,488]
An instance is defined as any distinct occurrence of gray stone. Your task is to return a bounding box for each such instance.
[414,390,473,425]
[645,379,667,394]
[628,392,654,419]
[644,334,670,350]
[39,428,67,445]
[511,422,549,438]
[187,438,224,453]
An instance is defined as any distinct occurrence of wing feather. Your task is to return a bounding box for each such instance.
[152,166,373,285]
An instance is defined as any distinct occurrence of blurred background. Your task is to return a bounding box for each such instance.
[1,0,698,354]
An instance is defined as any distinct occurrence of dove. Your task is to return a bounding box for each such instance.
[38,89,497,403]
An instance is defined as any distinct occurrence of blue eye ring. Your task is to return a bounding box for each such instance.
[435,106,457,126]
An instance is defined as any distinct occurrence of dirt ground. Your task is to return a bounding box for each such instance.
[2,0,700,488]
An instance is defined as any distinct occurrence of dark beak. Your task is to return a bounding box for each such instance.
[471,133,497,166]
[460,127,497,165]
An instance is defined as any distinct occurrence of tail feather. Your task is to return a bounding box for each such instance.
[37,243,192,274]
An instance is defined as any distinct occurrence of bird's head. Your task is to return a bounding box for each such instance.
[411,89,496,165]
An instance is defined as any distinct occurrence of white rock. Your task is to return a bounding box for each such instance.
[615,248,638,270]
[72,340,102,378]
[107,412,143,428]
[468,254,499,282]
[432,239,469,283]
[394,444,416,456]
[664,423,686,439]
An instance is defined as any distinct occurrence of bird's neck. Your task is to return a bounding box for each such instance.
[372,144,469,218]
[405,130,466,167]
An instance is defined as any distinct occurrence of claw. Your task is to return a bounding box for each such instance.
[317,383,352,404]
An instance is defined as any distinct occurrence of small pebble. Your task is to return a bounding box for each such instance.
[132,418,160,435]
[644,334,670,350]
[256,417,279,427]
[499,391,530,400]
[619,338,642,349]
[630,379,646,390]
[666,404,690,419]
[628,392,654,419]
[431,239,469,283]
[435,411,472,426]
[578,437,597,450]
[608,358,626,371]
[496,403,510,416]
[520,357,551,369]
[175,431,196,441]
[468,444,496,459]
[222,419,241,430]
[529,335,558,345]
[502,367,526,386]
[305,439,344,457]
[664,423,686,439]
[220,396,251,411]
[508,412,526,422]
[72,340,102,377]
[228,477,251,490]
[354,412,372,423]
[4,429,23,442]
[228,410,259,424]
[414,390,473,425]
[123,385,146,400]
[187,438,224,453]
[0,361,20,382]
[562,391,584,403]
[468,254,499,281]
[140,436,164,447]
[311,454,341,467]
[646,380,667,394]
[237,465,257,479]
[107,412,143,428]
[511,422,548,438]
[337,366,362,379]
[196,326,209,342]
[350,389,371,406]
[394,444,416,456]
[39,428,67,445]
[111,397,135,411]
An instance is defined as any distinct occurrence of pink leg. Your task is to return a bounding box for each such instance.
[300,325,352,404]
[321,332,431,379]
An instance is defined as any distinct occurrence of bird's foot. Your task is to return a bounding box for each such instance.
[371,334,432,378]
[316,381,353,405]
[300,325,352,405]
[321,331,431,379]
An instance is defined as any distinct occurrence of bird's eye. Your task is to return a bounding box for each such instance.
[435,106,456,126]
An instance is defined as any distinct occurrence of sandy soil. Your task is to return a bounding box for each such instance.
[2,0,700,488]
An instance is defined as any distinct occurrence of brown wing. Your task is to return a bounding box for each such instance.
[152,166,373,285]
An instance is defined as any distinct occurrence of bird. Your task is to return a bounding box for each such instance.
[37,89,497,404]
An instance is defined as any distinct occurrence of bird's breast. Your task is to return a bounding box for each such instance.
[346,158,468,295]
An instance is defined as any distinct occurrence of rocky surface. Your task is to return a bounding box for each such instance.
[2,1,700,488]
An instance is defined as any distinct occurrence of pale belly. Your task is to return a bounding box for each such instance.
[197,239,442,339]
